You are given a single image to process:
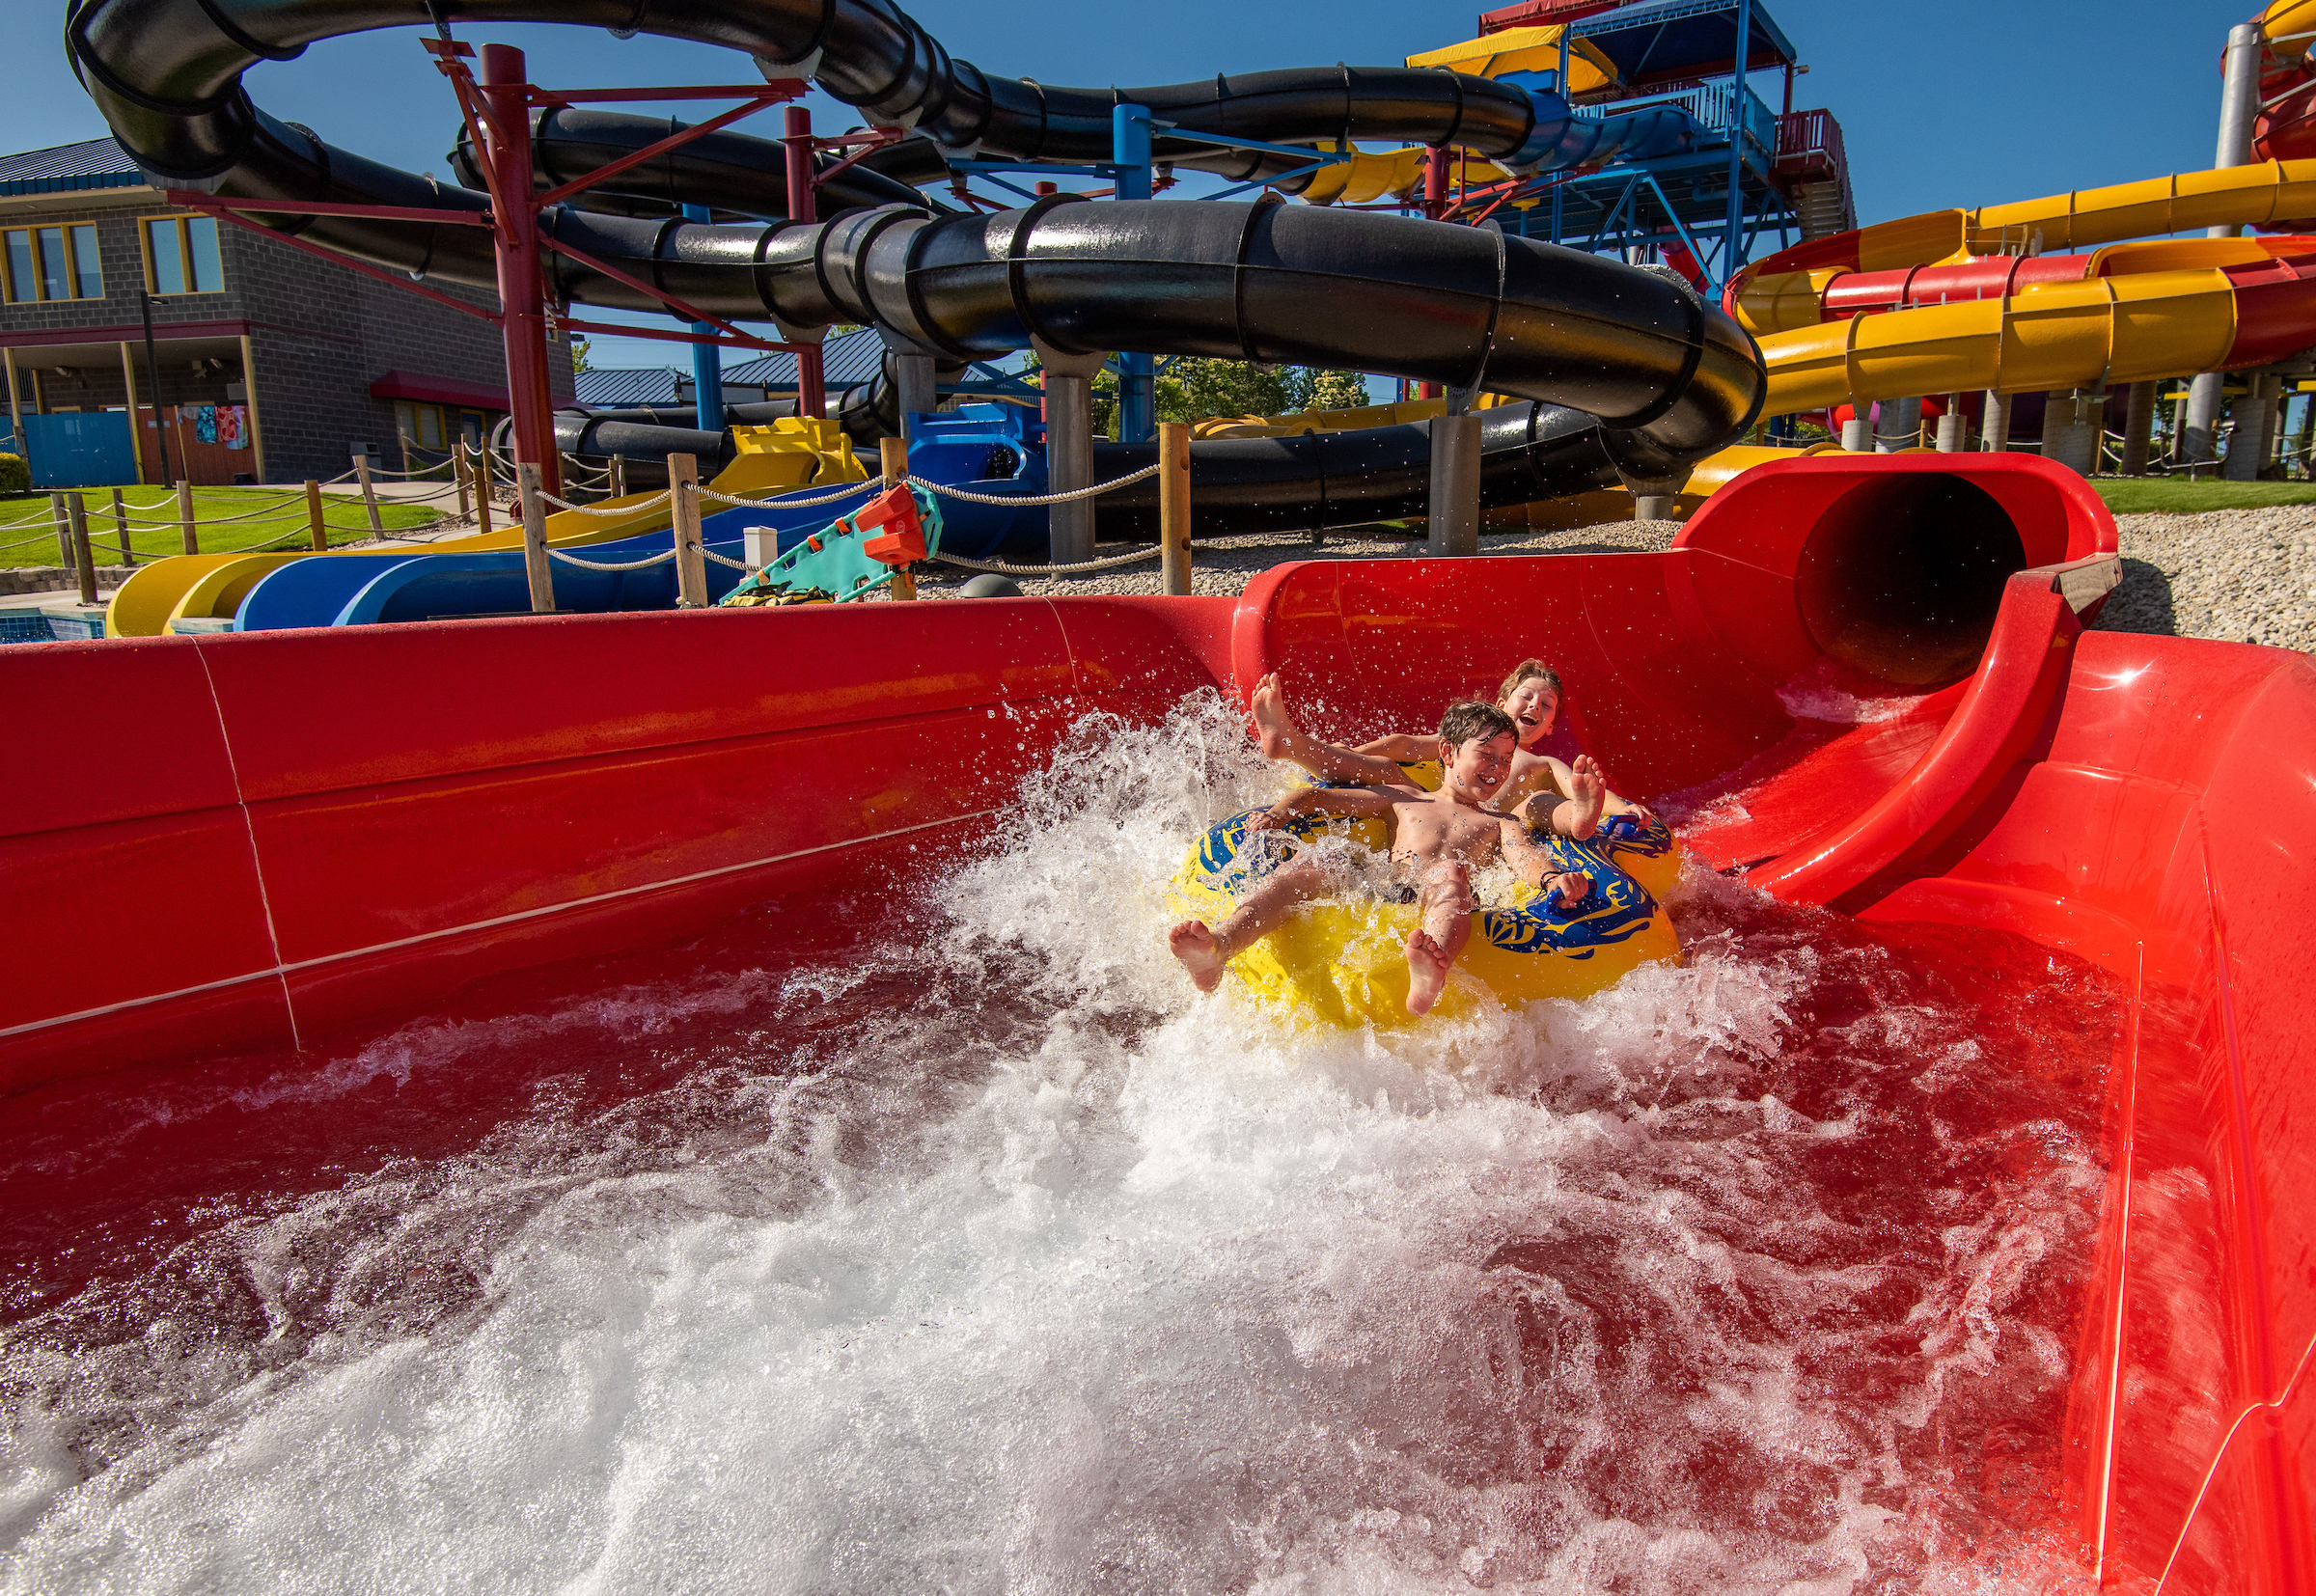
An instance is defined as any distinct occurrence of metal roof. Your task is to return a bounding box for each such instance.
[574,367,683,407]
[0,137,146,196]
[1571,0,1798,83]
[721,327,890,390]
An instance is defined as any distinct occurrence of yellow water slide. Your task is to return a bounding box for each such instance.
[1726,158,2316,417]
[105,418,865,636]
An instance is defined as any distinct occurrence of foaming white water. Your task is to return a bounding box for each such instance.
[0,696,2103,1594]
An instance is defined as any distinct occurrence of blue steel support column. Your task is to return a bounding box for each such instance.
[1113,104,1156,444]
[1551,28,1569,244]
[680,204,725,433]
[1720,0,1753,293]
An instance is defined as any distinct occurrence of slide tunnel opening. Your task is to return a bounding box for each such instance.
[1796,473,2026,686]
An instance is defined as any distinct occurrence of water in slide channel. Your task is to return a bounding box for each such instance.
[0,696,2116,1593]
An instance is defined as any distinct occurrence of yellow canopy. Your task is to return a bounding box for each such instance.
[1406,26,1621,97]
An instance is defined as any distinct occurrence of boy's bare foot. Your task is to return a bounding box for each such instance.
[1249,672,1295,761]
[1170,921,1228,992]
[1405,928,1451,1014]
[1566,755,1607,840]
[1549,870,1591,910]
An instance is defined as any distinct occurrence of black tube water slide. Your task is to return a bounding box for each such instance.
[66,0,1765,532]
[447,109,952,223]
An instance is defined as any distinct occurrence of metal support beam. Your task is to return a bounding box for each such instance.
[1113,106,1158,444]
[1034,338,1107,565]
[681,204,725,433]
[785,106,825,420]
[479,44,561,500]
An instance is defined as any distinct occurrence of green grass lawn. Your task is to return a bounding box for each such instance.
[0,485,447,568]
[2090,477,2316,514]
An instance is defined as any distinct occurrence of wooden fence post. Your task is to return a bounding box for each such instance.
[1158,421,1192,596]
[669,453,709,608]
[177,480,198,555]
[67,494,96,606]
[454,443,472,521]
[879,436,916,600]
[609,454,626,499]
[354,453,383,534]
[51,493,72,574]
[110,487,136,568]
[474,445,494,537]
[398,428,413,482]
[518,461,556,614]
[304,479,327,551]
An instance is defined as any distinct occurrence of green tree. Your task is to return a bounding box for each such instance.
[1306,369,1374,411]
[1019,354,1378,438]
[568,337,593,375]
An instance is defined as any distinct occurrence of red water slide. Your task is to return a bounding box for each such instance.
[2,453,2311,1587]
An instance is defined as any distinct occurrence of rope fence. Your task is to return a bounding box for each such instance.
[23,424,1205,609]
[549,547,677,572]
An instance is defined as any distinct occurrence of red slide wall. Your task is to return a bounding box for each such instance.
[2,454,2310,1590]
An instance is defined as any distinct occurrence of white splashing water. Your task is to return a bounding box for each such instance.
[0,693,2109,1594]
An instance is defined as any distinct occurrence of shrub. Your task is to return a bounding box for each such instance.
[0,453,26,494]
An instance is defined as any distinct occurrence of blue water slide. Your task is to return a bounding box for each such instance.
[234,554,435,632]
[1499,80,1704,173]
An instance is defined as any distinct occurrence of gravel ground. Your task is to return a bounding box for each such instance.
[2103,508,2316,653]
[913,508,2316,656]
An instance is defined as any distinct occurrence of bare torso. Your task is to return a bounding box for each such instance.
[1387,790,1525,875]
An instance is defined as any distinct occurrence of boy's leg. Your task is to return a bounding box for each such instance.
[1250,673,1418,787]
[1404,858,1474,1015]
[1171,856,1334,992]
[1527,756,1608,841]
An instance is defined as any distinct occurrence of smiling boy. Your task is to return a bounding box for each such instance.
[1169,702,1603,1015]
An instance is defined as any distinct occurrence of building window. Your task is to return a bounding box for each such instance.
[395,400,446,451]
[2,224,102,303]
[394,401,494,454]
[143,215,224,295]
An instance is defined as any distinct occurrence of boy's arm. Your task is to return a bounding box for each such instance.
[1250,674,1423,788]
[1351,732,1439,764]
[1248,783,1400,831]
[1499,817,1560,886]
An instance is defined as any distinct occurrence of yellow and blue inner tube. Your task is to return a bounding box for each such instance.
[1168,806,1681,1028]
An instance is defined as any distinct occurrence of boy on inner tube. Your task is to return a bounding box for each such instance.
[1249,658,1657,834]
[1169,702,1606,1016]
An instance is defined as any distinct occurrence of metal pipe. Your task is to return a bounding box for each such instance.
[783,106,826,422]
[1045,371,1096,564]
[1426,414,1480,556]
[681,203,725,433]
[2183,20,2266,457]
[1113,104,1156,445]
[2211,22,2264,239]
[1723,0,1753,293]
[479,44,561,500]
[139,289,172,484]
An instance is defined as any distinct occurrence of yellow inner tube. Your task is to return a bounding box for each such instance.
[1169,807,1682,1029]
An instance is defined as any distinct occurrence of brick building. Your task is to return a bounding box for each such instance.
[0,137,573,487]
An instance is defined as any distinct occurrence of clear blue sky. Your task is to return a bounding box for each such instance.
[7,0,2259,370]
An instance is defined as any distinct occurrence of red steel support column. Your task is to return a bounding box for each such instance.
[784,105,826,421]
[480,44,561,499]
